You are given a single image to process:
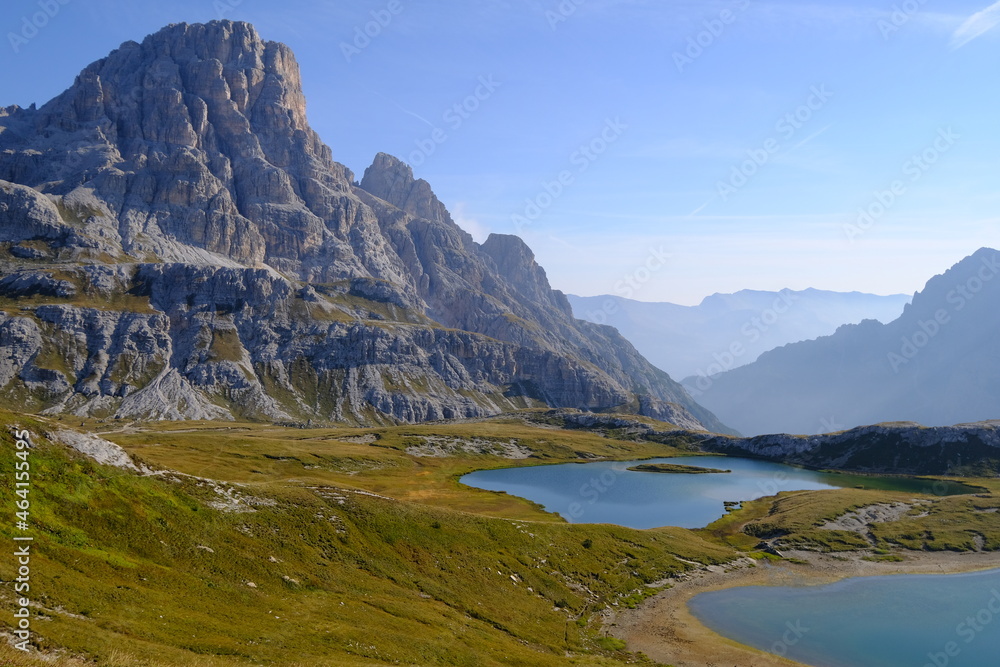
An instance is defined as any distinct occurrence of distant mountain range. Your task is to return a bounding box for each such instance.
[684,248,1000,435]
[0,20,729,433]
[568,290,911,379]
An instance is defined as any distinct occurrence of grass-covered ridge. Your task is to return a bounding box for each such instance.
[702,483,1000,554]
[0,412,734,665]
[99,414,700,521]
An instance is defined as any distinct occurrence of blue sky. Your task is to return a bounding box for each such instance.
[2,0,999,304]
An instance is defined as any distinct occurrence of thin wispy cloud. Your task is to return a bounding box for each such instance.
[688,199,713,216]
[706,2,961,40]
[950,1,1000,49]
[355,86,435,128]
[791,124,834,151]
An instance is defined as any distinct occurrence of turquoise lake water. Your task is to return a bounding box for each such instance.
[459,456,973,529]
[689,567,1000,667]
[463,456,991,665]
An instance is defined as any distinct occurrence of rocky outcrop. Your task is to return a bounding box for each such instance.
[360,152,453,225]
[0,181,70,242]
[48,429,145,471]
[0,21,730,432]
[693,421,1000,476]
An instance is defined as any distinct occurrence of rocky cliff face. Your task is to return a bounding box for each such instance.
[0,21,729,431]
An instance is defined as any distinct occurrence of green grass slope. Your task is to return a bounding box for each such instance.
[0,412,734,665]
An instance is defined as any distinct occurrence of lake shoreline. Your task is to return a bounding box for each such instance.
[462,456,972,530]
[603,549,1000,667]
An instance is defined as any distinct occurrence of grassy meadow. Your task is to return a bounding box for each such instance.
[0,409,996,665]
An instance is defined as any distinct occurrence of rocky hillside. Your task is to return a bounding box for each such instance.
[0,21,728,431]
[687,248,1000,435]
[538,411,1000,477]
[698,420,1000,477]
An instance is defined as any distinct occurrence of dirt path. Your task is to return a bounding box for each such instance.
[604,549,1000,667]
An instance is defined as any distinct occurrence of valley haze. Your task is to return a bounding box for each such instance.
[691,247,1000,436]
[569,288,911,379]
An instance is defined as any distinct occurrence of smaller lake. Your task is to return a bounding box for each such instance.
[689,567,1000,667]
[460,456,974,529]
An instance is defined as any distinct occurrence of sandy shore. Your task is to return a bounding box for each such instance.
[603,549,1000,667]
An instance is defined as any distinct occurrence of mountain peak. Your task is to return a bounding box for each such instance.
[0,20,731,433]
[131,21,285,78]
[0,19,355,269]
[360,152,452,224]
[906,246,999,315]
[34,19,315,155]
[146,20,265,50]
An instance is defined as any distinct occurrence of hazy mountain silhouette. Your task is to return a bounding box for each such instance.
[684,248,1000,435]
[569,290,909,379]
